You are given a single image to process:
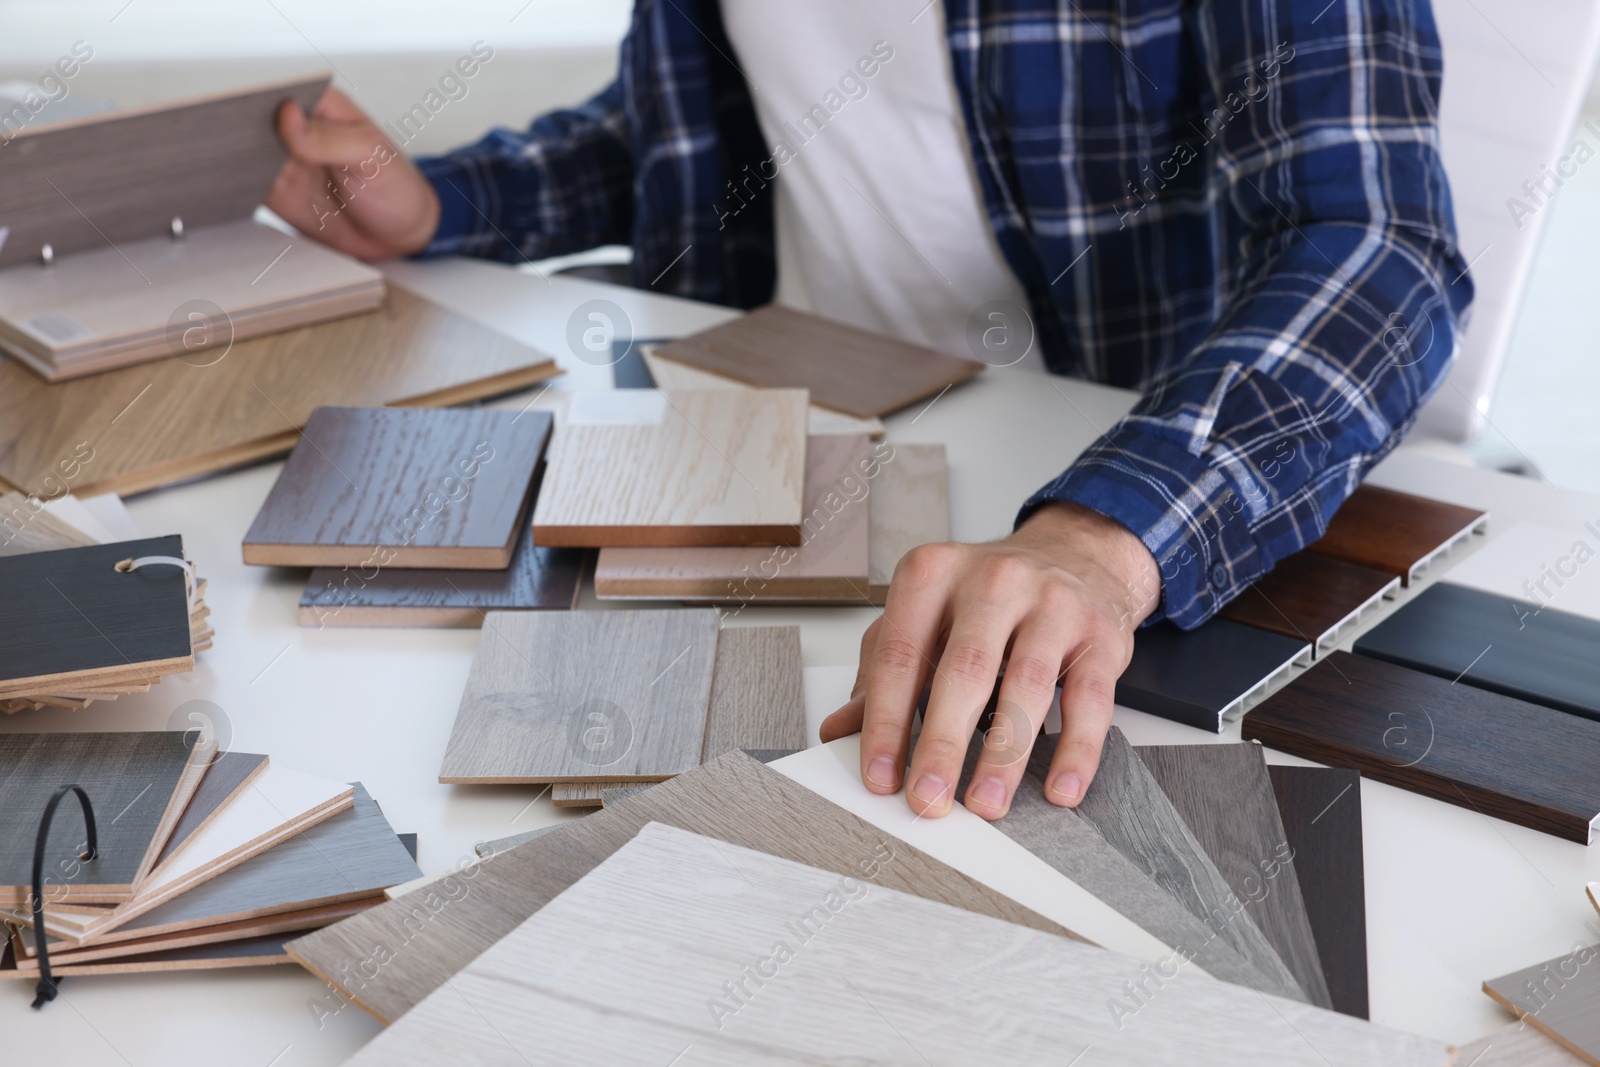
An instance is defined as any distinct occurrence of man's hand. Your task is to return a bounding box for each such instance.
[820,501,1160,819]
[266,87,441,260]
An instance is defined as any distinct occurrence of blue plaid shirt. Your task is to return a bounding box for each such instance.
[418,0,1471,629]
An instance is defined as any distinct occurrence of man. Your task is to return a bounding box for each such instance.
[268,0,1469,823]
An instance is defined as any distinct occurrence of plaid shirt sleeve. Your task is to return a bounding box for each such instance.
[1019,1,1473,629]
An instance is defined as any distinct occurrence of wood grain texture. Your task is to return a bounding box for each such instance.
[1485,948,1600,1065]
[17,897,378,961]
[1243,651,1600,843]
[154,752,269,866]
[640,345,887,437]
[1309,484,1488,585]
[439,608,720,783]
[870,442,949,601]
[1116,618,1310,732]
[1138,743,1332,1009]
[1074,728,1305,1000]
[344,822,1449,1067]
[0,77,327,270]
[592,435,870,599]
[1218,551,1399,653]
[0,282,560,498]
[1457,1023,1589,1067]
[0,492,99,556]
[652,304,985,418]
[1268,765,1369,1020]
[702,625,807,759]
[243,407,549,569]
[531,389,807,547]
[288,751,1068,1025]
[1355,581,1600,725]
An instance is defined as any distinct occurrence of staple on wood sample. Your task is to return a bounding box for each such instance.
[1484,946,1600,1066]
[1308,484,1487,585]
[1115,618,1310,732]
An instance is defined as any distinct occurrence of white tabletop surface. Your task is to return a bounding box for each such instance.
[4,256,1597,1064]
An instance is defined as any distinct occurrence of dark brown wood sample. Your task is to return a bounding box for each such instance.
[1308,484,1487,585]
[154,752,269,867]
[1268,765,1368,1020]
[1138,743,1332,1009]
[1354,582,1600,725]
[1243,652,1600,843]
[243,407,550,569]
[1218,551,1399,652]
[652,304,985,418]
[287,752,1069,1024]
[1116,618,1309,732]
[1484,948,1600,1065]
[0,77,328,270]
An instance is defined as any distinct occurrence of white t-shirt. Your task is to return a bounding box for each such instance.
[719,0,1041,370]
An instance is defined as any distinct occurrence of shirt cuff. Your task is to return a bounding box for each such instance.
[413,155,483,259]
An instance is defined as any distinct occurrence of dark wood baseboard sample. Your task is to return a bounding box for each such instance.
[1267,765,1368,1020]
[1243,652,1600,843]
[1484,947,1600,1065]
[1218,552,1399,654]
[1116,619,1309,732]
[1308,484,1487,585]
[1354,581,1600,725]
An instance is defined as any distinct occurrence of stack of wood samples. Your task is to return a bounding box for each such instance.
[0,77,388,379]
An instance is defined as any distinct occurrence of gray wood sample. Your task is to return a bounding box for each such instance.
[702,625,807,759]
[1457,1022,1590,1067]
[154,752,269,866]
[1117,619,1309,732]
[1138,743,1332,1009]
[439,608,720,783]
[1074,728,1306,1001]
[243,406,551,569]
[1485,947,1600,1065]
[345,822,1451,1067]
[288,752,1068,1024]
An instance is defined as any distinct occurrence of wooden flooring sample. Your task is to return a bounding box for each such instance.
[701,625,807,758]
[1309,484,1488,585]
[1218,551,1399,654]
[1116,618,1310,732]
[652,304,985,418]
[1457,1023,1590,1067]
[1073,729,1305,1000]
[0,492,99,556]
[1268,765,1369,1019]
[640,344,886,437]
[593,434,870,599]
[153,752,269,866]
[869,442,949,602]
[439,608,720,783]
[345,822,1450,1067]
[1138,743,1332,1009]
[299,513,585,627]
[530,389,807,547]
[1243,652,1600,843]
[288,751,1065,1024]
[243,407,550,569]
[1355,582,1600,724]
[0,283,560,498]
[2,932,294,977]
[1485,948,1600,1065]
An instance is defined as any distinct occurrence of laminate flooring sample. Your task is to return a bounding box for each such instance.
[1309,484,1488,585]
[1268,765,1369,1019]
[345,822,1450,1067]
[0,283,560,498]
[640,344,886,437]
[652,304,985,418]
[532,389,807,547]
[1138,743,1331,1009]
[0,732,211,904]
[870,442,950,602]
[1073,729,1305,1000]
[298,517,586,627]
[1485,949,1600,1065]
[1115,618,1310,732]
[1,932,294,977]
[1218,552,1399,654]
[288,752,1065,1024]
[1354,582,1600,724]
[153,752,269,866]
[1456,1023,1590,1067]
[243,407,550,569]
[439,608,720,783]
[0,492,99,556]
[1243,652,1600,843]
[592,434,870,599]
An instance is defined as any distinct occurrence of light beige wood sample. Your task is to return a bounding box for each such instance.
[0,492,99,556]
[439,608,720,783]
[344,822,1451,1067]
[1590,882,1599,917]
[869,442,950,600]
[640,345,886,437]
[530,389,808,547]
[593,435,870,599]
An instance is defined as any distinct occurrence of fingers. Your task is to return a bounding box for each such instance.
[277,94,391,168]
[1043,636,1122,807]
[819,617,879,742]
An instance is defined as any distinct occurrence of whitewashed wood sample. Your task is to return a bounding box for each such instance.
[869,442,949,600]
[530,389,808,547]
[439,608,720,783]
[640,345,885,437]
[345,822,1451,1066]
[592,435,871,600]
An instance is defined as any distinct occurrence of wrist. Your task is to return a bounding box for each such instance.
[1014,502,1162,630]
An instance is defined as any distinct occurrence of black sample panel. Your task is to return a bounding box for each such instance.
[1117,618,1309,732]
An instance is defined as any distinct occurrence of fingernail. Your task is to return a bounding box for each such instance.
[1049,773,1083,802]
[970,776,1007,811]
[865,757,898,789]
[911,773,950,806]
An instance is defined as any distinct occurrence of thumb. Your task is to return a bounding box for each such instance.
[277,98,391,169]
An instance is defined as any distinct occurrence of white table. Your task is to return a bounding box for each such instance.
[5,257,1597,1065]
